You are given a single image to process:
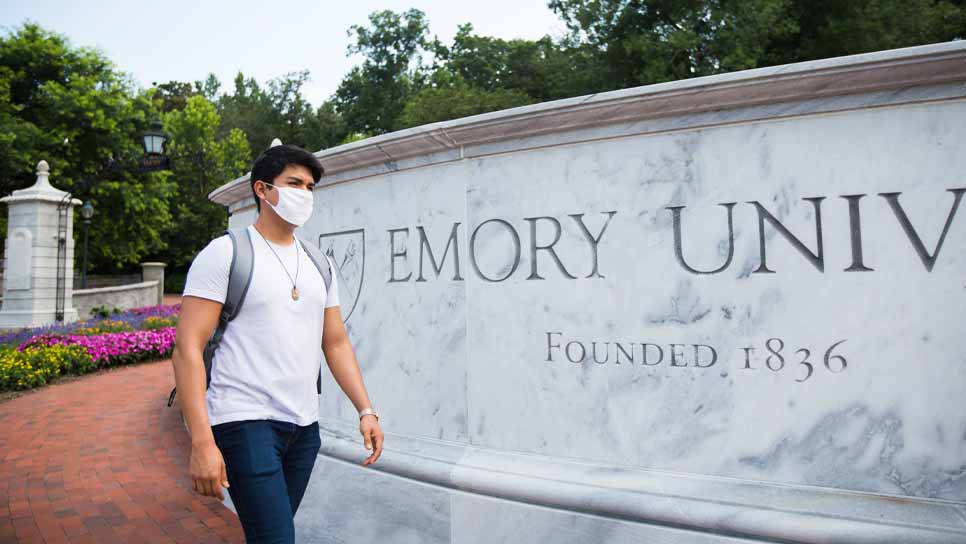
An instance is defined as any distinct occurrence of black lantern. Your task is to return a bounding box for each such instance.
[142,121,166,155]
[139,121,170,172]
[80,201,94,288]
[80,201,94,221]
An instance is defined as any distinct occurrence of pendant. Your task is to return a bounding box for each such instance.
[291,286,299,300]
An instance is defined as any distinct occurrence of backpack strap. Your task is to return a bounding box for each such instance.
[203,227,254,388]
[167,227,254,407]
[297,236,334,396]
[223,228,255,321]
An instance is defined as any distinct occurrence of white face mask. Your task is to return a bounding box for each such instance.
[261,182,314,227]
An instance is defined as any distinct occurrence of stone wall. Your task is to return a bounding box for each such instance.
[72,281,160,321]
[209,41,966,543]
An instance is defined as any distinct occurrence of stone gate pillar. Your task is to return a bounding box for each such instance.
[0,160,82,328]
[140,262,166,306]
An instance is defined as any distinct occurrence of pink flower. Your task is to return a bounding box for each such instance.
[18,328,177,365]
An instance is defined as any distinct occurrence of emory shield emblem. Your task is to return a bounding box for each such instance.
[319,228,365,323]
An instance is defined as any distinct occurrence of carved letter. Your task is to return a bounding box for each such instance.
[693,344,718,368]
[591,342,610,364]
[546,332,563,362]
[841,194,874,272]
[669,344,688,367]
[524,216,577,280]
[570,211,617,278]
[469,219,522,282]
[641,343,663,366]
[388,227,411,282]
[565,341,586,363]
[417,223,463,282]
[749,197,826,273]
[879,189,965,272]
[668,203,736,275]
[614,342,634,365]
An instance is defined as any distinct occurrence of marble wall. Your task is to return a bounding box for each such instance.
[215,42,966,542]
[308,99,966,499]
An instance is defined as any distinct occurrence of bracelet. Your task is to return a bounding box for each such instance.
[359,408,379,421]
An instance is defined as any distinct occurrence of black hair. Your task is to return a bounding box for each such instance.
[250,144,324,212]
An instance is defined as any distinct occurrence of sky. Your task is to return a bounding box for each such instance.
[0,0,568,107]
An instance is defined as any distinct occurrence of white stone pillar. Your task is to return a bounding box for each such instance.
[140,262,166,306]
[0,161,82,328]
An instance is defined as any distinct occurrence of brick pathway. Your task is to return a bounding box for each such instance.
[0,359,245,543]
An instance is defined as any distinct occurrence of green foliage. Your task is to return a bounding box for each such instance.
[164,268,187,294]
[430,24,593,101]
[159,95,250,268]
[400,69,535,128]
[214,71,344,157]
[89,305,122,318]
[548,0,799,89]
[334,9,432,135]
[0,23,174,272]
[153,80,199,113]
[548,0,966,91]
[85,174,177,271]
[764,0,966,64]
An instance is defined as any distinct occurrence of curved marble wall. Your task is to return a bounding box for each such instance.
[210,41,966,543]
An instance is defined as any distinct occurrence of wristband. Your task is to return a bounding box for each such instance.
[359,408,379,421]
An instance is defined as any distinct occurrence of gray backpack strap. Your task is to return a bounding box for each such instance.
[167,228,254,407]
[297,236,334,395]
[222,227,255,320]
[204,227,254,386]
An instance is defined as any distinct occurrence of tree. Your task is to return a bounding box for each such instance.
[334,9,432,135]
[399,68,535,128]
[152,80,198,113]
[216,72,277,156]
[159,95,250,269]
[549,0,799,89]
[314,100,350,150]
[548,0,966,91]
[0,23,175,272]
[215,71,346,158]
[762,0,966,65]
[430,23,594,101]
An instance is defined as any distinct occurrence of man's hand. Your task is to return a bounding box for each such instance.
[360,415,384,466]
[190,441,230,499]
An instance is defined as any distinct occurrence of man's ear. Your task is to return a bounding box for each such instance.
[253,179,267,199]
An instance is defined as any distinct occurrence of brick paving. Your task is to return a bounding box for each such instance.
[0,358,245,543]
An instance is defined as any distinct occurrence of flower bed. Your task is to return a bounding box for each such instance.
[0,303,180,393]
[20,328,177,366]
[0,344,94,391]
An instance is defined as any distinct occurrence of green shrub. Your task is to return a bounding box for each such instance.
[90,305,123,318]
[164,268,187,294]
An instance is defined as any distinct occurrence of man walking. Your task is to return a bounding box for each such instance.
[170,144,383,543]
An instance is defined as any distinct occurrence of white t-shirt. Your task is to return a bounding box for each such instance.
[182,224,340,426]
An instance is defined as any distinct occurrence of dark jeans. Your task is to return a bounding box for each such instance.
[211,418,322,543]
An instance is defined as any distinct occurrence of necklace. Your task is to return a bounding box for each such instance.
[253,226,301,300]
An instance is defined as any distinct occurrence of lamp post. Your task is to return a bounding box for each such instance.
[80,201,94,288]
[61,121,176,297]
[139,121,170,172]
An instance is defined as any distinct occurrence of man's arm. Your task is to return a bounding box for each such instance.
[171,295,229,498]
[322,305,384,466]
